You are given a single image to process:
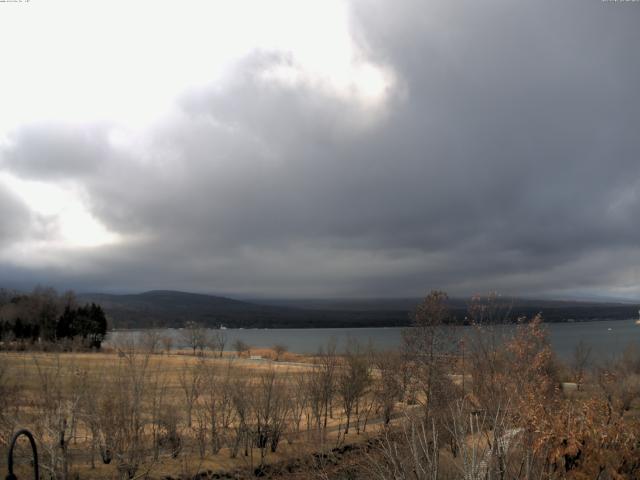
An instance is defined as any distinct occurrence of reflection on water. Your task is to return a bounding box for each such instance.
[107,319,640,360]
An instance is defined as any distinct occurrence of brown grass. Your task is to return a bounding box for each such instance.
[0,350,388,479]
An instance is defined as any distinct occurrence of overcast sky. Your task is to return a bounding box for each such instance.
[0,0,639,299]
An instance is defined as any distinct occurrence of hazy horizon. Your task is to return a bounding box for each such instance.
[67,288,640,305]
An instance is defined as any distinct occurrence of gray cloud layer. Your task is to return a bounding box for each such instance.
[0,186,31,248]
[1,0,640,298]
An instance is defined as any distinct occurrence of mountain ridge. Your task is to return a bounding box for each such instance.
[76,290,640,329]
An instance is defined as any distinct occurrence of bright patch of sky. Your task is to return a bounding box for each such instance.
[0,0,391,133]
[0,0,393,252]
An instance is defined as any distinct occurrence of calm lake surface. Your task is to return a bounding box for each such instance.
[107,319,640,360]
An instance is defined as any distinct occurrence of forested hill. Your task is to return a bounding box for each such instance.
[77,290,409,329]
[77,290,640,329]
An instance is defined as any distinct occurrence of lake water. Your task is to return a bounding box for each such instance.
[107,319,640,360]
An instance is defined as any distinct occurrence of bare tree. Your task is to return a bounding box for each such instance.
[148,365,169,461]
[404,290,455,421]
[201,359,236,454]
[368,399,526,480]
[141,329,162,354]
[466,293,515,416]
[373,350,404,426]
[232,339,250,357]
[29,285,62,342]
[156,405,182,459]
[0,360,20,450]
[60,290,78,310]
[178,359,204,428]
[253,369,291,467]
[181,321,207,355]
[209,329,227,358]
[229,375,251,459]
[306,368,324,436]
[193,404,208,459]
[597,345,640,415]
[313,339,338,436]
[160,335,173,354]
[337,340,371,435]
[368,414,440,480]
[273,343,288,361]
[289,371,310,436]
[107,348,154,479]
[571,340,592,391]
[33,354,80,480]
[80,370,106,469]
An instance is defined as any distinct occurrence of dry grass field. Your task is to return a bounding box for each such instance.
[0,346,399,480]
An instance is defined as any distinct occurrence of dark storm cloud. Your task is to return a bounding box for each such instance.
[1,0,640,297]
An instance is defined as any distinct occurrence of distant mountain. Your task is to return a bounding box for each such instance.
[77,290,640,329]
[76,290,411,329]
[250,295,640,319]
[250,297,423,311]
[446,296,640,323]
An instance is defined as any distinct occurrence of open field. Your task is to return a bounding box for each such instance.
[0,346,403,480]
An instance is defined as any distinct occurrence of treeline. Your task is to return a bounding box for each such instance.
[0,287,107,348]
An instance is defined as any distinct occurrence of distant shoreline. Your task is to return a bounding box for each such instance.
[108,317,638,332]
